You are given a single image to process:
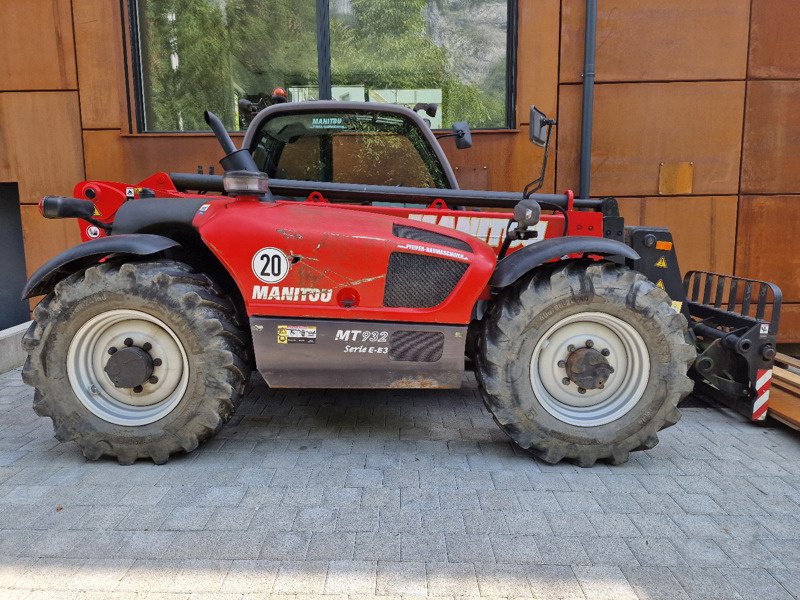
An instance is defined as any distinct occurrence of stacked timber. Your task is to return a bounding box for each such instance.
[770,353,800,430]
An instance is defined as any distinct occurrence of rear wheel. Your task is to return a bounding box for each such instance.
[23,260,248,465]
[475,260,695,466]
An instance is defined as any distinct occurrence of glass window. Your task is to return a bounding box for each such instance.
[251,110,449,187]
[330,0,510,129]
[135,0,318,131]
[133,0,514,132]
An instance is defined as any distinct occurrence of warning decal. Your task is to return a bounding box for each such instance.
[252,247,290,284]
[277,325,317,344]
[656,279,665,290]
[655,257,668,269]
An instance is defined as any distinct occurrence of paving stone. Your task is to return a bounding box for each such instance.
[353,531,401,561]
[573,565,638,600]
[670,566,743,599]
[258,532,310,560]
[625,537,683,567]
[426,562,479,596]
[526,564,585,599]
[400,533,447,562]
[376,560,427,596]
[670,538,733,567]
[622,566,689,600]
[581,537,639,567]
[324,560,377,595]
[305,532,356,560]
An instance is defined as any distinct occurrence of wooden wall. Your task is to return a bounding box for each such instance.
[2,0,800,340]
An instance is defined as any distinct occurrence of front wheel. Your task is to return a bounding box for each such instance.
[475,260,696,466]
[22,260,249,465]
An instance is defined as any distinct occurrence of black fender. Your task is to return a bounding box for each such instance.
[489,236,640,288]
[22,234,180,298]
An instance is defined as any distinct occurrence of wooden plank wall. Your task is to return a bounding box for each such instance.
[1,0,799,340]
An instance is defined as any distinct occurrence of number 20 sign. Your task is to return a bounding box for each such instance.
[252,247,290,284]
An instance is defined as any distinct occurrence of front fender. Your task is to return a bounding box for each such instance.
[489,236,640,288]
[22,234,180,298]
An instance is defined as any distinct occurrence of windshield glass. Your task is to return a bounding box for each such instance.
[250,110,449,188]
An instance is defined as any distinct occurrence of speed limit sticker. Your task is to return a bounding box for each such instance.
[252,247,290,283]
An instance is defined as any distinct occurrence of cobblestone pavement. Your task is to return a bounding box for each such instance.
[0,365,799,600]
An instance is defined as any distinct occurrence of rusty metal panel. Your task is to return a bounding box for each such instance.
[658,162,694,195]
[73,0,126,129]
[741,81,800,194]
[617,196,736,276]
[0,0,77,90]
[749,0,800,79]
[556,82,744,197]
[736,195,800,301]
[560,0,749,83]
[0,92,85,203]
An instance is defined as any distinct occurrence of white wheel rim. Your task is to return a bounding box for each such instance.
[530,311,650,427]
[67,309,190,426]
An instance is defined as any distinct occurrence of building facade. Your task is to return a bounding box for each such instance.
[1,0,799,339]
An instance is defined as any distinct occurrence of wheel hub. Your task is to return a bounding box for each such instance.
[104,346,154,389]
[565,346,614,390]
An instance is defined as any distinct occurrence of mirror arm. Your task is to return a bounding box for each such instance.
[434,131,463,140]
[523,118,556,198]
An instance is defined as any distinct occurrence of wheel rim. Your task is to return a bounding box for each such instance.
[530,311,650,427]
[67,309,190,426]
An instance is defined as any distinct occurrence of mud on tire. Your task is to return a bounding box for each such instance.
[22,260,249,465]
[475,260,696,466]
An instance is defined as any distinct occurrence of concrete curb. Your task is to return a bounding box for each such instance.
[0,321,30,374]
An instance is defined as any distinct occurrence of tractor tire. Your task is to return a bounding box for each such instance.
[475,260,695,466]
[22,260,248,465]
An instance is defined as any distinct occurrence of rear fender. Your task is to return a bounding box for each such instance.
[22,234,180,298]
[489,236,639,288]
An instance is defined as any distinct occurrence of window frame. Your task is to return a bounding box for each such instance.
[128,0,518,133]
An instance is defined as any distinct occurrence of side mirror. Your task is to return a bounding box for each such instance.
[453,121,472,150]
[530,106,550,147]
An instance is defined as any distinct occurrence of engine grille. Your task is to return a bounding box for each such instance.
[393,224,472,252]
[389,331,445,362]
[384,252,468,308]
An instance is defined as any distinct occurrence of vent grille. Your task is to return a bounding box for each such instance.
[384,252,468,308]
[393,224,472,252]
[389,331,444,362]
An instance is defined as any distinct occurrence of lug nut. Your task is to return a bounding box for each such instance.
[107,347,117,355]
[153,358,162,367]
[578,387,587,394]
[132,385,143,393]
[562,377,571,385]
[608,366,615,373]
[148,376,159,384]
[601,348,610,356]
[124,338,133,347]
[142,342,152,352]
[557,360,566,368]
[598,383,605,389]
[568,345,576,353]
[585,339,594,348]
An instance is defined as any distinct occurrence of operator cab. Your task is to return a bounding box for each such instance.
[241,102,469,203]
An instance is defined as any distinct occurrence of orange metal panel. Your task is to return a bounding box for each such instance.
[0,92,85,203]
[556,82,745,197]
[0,0,77,90]
[616,197,736,275]
[560,0,749,83]
[741,81,800,194]
[20,204,82,277]
[73,0,126,129]
[749,0,800,79]
[736,195,800,301]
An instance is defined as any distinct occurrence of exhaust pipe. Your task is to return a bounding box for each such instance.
[204,111,260,173]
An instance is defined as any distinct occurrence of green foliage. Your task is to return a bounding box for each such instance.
[140,0,235,130]
[138,0,508,131]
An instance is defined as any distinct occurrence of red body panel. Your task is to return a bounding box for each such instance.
[71,174,604,325]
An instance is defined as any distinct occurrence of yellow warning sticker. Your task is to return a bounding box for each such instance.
[92,206,101,217]
[655,240,673,251]
[656,279,665,290]
[671,300,683,313]
[655,256,668,269]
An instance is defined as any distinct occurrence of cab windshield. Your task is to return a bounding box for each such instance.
[250,110,449,188]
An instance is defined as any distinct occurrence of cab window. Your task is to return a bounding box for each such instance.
[250,111,449,188]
